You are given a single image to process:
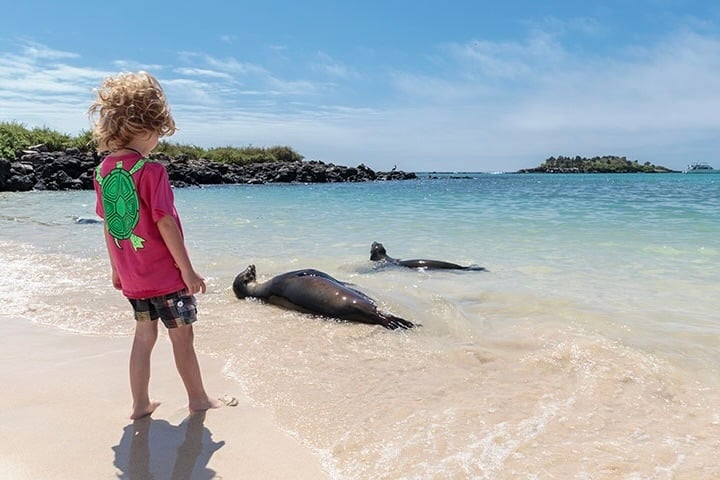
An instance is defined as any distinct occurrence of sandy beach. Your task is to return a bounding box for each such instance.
[0,316,329,480]
[2,176,719,478]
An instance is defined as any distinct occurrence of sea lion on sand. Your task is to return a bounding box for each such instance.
[370,242,487,271]
[232,265,415,330]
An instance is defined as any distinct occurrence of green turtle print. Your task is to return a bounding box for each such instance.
[96,159,147,250]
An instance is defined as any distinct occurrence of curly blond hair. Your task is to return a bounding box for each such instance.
[88,71,176,152]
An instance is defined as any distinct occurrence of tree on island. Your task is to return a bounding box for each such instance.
[517,155,676,173]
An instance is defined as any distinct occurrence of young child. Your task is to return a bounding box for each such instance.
[89,71,222,419]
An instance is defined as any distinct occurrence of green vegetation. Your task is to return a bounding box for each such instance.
[0,121,303,165]
[0,121,92,159]
[156,143,303,164]
[519,155,676,173]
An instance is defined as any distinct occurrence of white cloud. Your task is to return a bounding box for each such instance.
[311,52,360,79]
[174,67,235,80]
[390,72,496,103]
[200,54,270,77]
[1,25,720,172]
[177,52,332,97]
[112,60,166,73]
[446,30,566,79]
[21,40,79,60]
[0,46,108,101]
[499,30,720,132]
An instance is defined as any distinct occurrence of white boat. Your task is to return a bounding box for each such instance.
[683,162,719,174]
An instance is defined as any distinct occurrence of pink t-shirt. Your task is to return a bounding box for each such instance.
[94,153,187,299]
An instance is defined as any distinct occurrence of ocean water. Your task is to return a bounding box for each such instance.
[1,173,719,479]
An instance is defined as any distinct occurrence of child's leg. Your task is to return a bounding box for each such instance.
[129,319,160,419]
[167,324,222,412]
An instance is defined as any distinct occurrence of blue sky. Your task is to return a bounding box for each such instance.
[2,1,720,172]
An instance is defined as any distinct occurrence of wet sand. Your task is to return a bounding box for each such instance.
[0,317,328,479]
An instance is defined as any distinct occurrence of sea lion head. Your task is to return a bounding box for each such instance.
[232,264,257,299]
[370,242,388,261]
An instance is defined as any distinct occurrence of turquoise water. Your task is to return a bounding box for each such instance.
[2,173,719,478]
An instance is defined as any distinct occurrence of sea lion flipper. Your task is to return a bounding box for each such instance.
[383,315,415,330]
[463,265,488,271]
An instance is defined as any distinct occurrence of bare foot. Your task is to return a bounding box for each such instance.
[130,401,161,419]
[189,396,224,413]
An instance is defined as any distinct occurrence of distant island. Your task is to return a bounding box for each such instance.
[517,155,677,173]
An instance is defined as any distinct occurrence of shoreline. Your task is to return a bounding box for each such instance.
[0,316,329,479]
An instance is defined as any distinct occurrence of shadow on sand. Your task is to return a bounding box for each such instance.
[113,411,224,479]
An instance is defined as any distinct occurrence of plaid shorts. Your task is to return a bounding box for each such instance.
[128,290,198,328]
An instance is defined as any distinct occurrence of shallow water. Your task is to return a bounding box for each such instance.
[2,173,719,479]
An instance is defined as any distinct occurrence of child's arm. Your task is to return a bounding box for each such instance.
[103,228,123,290]
[156,215,206,294]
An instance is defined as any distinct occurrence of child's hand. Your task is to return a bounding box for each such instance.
[112,269,122,290]
[182,269,207,295]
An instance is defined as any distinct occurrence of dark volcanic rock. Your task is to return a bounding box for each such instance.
[0,145,416,191]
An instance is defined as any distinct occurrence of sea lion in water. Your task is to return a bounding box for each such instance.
[232,265,415,330]
[370,242,487,271]
[72,216,102,224]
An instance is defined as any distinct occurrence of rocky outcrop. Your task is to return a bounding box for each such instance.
[160,154,415,187]
[1,145,99,191]
[0,146,416,191]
